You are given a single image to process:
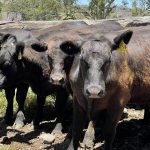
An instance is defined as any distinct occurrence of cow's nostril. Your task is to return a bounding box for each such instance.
[50,75,65,85]
[59,78,64,84]
[98,90,104,96]
[86,89,91,96]
[51,77,54,83]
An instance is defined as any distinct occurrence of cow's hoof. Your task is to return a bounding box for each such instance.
[67,140,74,150]
[82,121,94,149]
[39,132,55,144]
[51,123,63,134]
[13,119,24,129]
[13,121,24,129]
[81,140,94,149]
[94,141,104,149]
[82,134,94,148]
[13,111,25,129]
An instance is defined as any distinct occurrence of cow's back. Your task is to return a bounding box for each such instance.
[0,28,35,42]
[35,21,89,40]
[69,20,124,39]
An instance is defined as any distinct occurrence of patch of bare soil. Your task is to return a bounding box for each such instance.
[0,107,150,150]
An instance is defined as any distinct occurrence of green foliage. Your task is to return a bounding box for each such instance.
[121,0,128,8]
[132,0,138,16]
[1,0,150,20]
[0,0,117,20]
[1,0,90,20]
[147,0,150,9]
[89,0,115,19]
[0,88,55,118]
[0,90,8,117]
[0,90,18,118]
[130,0,150,16]
[132,8,139,16]
[0,2,3,12]
[2,0,63,20]
[109,11,117,18]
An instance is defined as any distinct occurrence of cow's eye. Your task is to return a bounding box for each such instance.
[108,55,112,63]
[101,60,110,72]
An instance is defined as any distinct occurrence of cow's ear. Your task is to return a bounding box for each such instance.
[60,41,81,55]
[2,34,12,42]
[2,34,17,45]
[112,30,133,52]
[31,42,48,52]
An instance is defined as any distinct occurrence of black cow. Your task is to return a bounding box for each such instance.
[0,21,89,139]
[66,30,133,150]
[0,31,31,127]
[0,31,69,132]
[43,21,126,148]
[46,21,123,85]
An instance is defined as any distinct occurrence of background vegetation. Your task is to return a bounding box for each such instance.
[0,0,149,21]
[0,88,55,118]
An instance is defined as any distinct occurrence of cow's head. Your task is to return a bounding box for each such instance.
[0,33,48,88]
[0,33,18,88]
[47,38,80,86]
[79,30,133,99]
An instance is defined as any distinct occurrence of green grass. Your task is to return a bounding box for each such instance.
[0,88,55,118]
[0,90,8,117]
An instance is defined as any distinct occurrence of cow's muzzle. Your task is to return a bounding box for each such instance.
[86,85,105,99]
[50,74,65,85]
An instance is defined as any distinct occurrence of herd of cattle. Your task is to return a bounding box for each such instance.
[0,20,150,150]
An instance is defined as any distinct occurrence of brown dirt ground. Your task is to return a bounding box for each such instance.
[0,107,150,150]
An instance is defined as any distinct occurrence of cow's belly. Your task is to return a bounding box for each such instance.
[130,83,150,104]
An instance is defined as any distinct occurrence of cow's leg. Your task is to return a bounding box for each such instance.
[103,109,123,150]
[51,87,69,135]
[68,97,86,150]
[13,83,29,129]
[103,87,131,150]
[103,92,130,150]
[143,104,150,124]
[4,87,15,124]
[16,83,29,113]
[34,94,46,129]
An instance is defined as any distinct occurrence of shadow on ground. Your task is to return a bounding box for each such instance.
[0,103,150,150]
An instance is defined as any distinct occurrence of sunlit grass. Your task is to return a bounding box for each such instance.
[0,88,55,118]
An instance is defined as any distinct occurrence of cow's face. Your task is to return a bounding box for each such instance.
[0,33,48,89]
[0,34,18,88]
[80,39,111,99]
[48,40,80,85]
[80,30,133,99]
